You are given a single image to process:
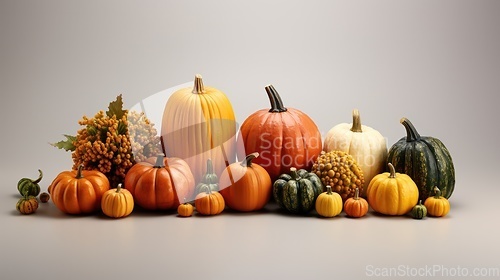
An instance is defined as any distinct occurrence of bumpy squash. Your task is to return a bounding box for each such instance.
[366,163,419,216]
[219,153,272,212]
[323,109,387,196]
[161,74,237,183]
[49,165,110,215]
[237,85,322,180]
[273,167,323,214]
[387,118,455,201]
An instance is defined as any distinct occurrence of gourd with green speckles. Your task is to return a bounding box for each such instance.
[410,200,427,219]
[387,118,455,201]
[273,167,323,214]
[17,170,43,197]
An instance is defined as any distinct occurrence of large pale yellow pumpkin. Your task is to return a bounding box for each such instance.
[323,109,387,196]
[161,75,237,183]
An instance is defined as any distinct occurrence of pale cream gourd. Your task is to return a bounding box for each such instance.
[161,75,237,185]
[323,109,387,196]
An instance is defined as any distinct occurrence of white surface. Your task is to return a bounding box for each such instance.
[1,1,500,279]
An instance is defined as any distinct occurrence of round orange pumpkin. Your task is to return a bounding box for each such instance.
[219,152,272,212]
[124,154,195,210]
[344,188,369,218]
[195,186,225,216]
[237,85,322,181]
[48,164,110,215]
[177,201,194,217]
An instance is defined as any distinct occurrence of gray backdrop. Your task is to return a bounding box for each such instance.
[1,1,499,279]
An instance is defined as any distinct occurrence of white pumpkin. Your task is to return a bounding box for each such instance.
[323,109,387,196]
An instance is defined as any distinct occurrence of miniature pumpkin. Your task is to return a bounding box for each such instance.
[177,201,194,217]
[344,188,369,218]
[387,117,455,201]
[17,169,43,197]
[101,183,134,218]
[424,187,450,217]
[315,186,343,218]
[49,164,110,215]
[161,74,237,183]
[39,192,50,203]
[237,85,322,180]
[16,195,39,215]
[323,109,387,196]
[311,150,365,201]
[195,185,225,215]
[273,167,323,214]
[410,200,427,219]
[124,154,195,211]
[219,152,272,212]
[366,163,419,216]
[194,159,219,197]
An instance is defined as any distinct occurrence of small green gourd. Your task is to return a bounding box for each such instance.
[410,200,427,219]
[194,159,219,196]
[17,170,43,197]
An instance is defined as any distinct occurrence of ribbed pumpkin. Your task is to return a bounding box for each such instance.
[343,188,369,218]
[273,167,323,214]
[388,118,455,201]
[161,74,237,183]
[323,109,387,196]
[219,153,272,212]
[48,165,110,215]
[195,186,225,216]
[237,85,322,181]
[366,163,419,216]
[16,195,39,215]
[177,201,194,217]
[124,154,195,211]
[315,186,343,218]
[424,187,450,217]
[101,183,134,218]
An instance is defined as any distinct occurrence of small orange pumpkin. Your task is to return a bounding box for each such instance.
[195,186,225,216]
[124,154,195,210]
[219,152,272,212]
[49,164,110,215]
[424,187,450,217]
[177,200,194,217]
[344,188,369,218]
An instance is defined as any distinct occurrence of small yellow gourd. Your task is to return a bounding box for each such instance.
[424,187,450,217]
[177,200,194,217]
[315,186,343,218]
[101,184,134,218]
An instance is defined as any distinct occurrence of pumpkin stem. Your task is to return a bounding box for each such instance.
[265,85,287,113]
[206,159,213,175]
[192,74,205,94]
[350,109,363,133]
[388,163,396,178]
[354,188,360,200]
[290,167,299,180]
[400,117,421,142]
[76,164,84,179]
[116,183,122,193]
[154,154,166,168]
[433,186,442,198]
[326,185,333,195]
[32,169,43,184]
[241,152,259,167]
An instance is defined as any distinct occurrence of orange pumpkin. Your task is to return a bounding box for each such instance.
[237,85,322,180]
[195,186,225,216]
[161,74,237,183]
[343,188,369,218]
[177,200,194,217]
[49,164,110,215]
[124,154,195,210]
[219,152,272,212]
